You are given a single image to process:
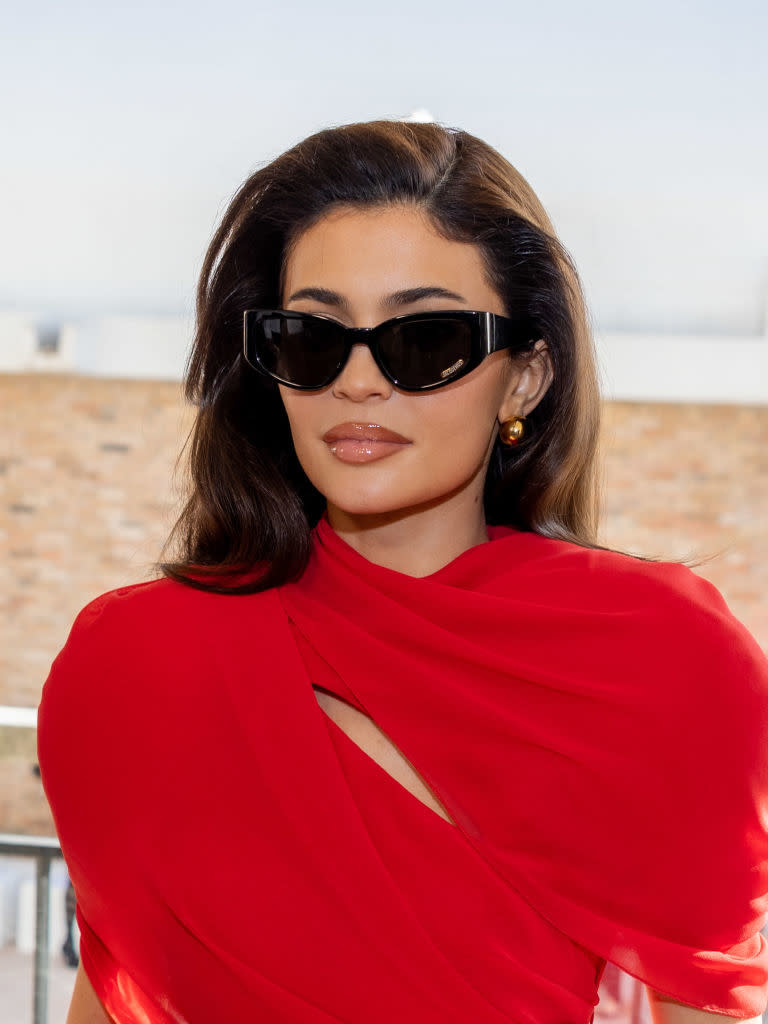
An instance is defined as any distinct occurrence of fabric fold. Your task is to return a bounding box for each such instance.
[38,519,768,1022]
[279,518,768,1015]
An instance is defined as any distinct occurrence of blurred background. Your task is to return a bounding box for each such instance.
[1,0,766,1020]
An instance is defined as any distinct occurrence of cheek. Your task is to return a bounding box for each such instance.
[432,417,498,474]
[420,372,508,450]
[276,398,326,488]
[279,393,316,449]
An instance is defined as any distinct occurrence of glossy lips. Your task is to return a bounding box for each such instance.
[322,422,411,464]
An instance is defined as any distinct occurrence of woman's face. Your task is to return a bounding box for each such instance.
[279,203,550,528]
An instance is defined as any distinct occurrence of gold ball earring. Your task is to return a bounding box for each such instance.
[499,417,525,446]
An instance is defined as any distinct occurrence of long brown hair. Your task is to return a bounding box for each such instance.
[161,119,601,593]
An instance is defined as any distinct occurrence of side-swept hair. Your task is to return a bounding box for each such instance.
[161,120,601,593]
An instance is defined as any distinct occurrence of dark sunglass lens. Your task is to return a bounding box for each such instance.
[379,319,474,389]
[257,315,345,388]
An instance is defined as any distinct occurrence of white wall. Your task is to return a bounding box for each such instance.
[595,332,768,404]
[71,315,193,380]
[1,312,766,403]
[0,313,191,380]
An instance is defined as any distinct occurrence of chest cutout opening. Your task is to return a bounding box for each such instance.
[313,687,457,827]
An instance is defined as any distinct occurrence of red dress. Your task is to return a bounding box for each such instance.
[38,520,768,1023]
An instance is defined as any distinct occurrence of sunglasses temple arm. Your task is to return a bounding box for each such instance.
[487,312,517,355]
[489,314,538,355]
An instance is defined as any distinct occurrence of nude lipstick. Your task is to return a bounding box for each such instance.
[322,422,411,464]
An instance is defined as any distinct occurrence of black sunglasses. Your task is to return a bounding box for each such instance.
[243,309,537,392]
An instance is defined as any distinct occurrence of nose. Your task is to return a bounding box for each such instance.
[331,342,393,402]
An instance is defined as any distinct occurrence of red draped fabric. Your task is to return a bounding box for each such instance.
[38,519,768,1022]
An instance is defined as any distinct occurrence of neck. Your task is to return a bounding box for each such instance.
[326,498,490,578]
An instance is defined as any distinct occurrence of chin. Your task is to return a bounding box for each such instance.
[330,497,408,518]
[325,486,453,523]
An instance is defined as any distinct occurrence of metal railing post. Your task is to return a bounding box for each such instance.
[0,834,62,1024]
[33,853,51,1024]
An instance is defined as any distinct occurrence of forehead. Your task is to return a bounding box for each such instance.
[281,204,496,305]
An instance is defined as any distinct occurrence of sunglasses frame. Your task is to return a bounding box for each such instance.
[243,308,537,393]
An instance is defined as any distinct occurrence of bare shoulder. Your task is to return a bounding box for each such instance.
[646,987,762,1024]
[66,963,112,1024]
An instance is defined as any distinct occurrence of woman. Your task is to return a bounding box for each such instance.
[38,120,768,1024]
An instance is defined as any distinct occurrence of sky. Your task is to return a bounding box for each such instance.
[1,0,766,334]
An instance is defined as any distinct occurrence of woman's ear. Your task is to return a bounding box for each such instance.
[499,340,553,422]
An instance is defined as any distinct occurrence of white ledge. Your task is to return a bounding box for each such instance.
[0,706,38,728]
